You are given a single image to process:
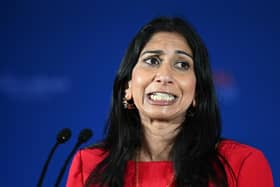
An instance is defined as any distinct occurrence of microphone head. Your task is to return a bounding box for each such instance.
[56,128,72,144]
[78,128,93,144]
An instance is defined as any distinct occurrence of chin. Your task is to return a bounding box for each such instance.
[141,111,185,122]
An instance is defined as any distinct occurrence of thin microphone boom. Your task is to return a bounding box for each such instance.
[37,128,71,187]
[54,128,93,187]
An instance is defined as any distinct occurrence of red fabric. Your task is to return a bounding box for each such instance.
[66,140,274,187]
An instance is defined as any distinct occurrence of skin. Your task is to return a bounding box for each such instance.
[126,32,196,161]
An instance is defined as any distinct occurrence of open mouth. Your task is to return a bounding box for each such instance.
[147,92,177,102]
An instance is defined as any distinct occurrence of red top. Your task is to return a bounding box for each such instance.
[66,140,274,187]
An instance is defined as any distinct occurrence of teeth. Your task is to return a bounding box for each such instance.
[150,92,176,101]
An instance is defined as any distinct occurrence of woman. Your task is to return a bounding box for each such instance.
[66,17,274,187]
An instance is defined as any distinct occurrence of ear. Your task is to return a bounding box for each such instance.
[192,99,196,107]
[125,80,132,100]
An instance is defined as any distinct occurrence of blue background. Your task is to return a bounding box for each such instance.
[1,0,279,186]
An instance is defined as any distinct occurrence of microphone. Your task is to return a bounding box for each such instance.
[37,128,72,187]
[54,128,93,187]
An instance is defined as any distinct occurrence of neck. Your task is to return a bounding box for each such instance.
[138,119,181,161]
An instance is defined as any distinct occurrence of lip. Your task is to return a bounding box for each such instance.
[146,91,178,106]
[147,91,178,98]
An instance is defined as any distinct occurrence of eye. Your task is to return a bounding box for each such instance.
[174,61,191,70]
[143,56,161,66]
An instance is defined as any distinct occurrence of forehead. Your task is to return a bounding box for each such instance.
[142,32,192,55]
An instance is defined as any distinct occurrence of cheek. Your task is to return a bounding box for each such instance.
[131,67,152,90]
[181,75,196,95]
[130,69,145,99]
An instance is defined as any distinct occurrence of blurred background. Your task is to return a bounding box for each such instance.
[1,0,279,186]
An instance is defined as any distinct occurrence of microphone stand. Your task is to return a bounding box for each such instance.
[37,142,59,187]
[54,128,93,187]
[37,128,71,187]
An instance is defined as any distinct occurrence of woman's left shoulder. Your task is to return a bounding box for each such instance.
[217,139,269,165]
[218,139,263,157]
[217,139,274,186]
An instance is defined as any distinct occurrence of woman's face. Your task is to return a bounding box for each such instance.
[127,32,196,123]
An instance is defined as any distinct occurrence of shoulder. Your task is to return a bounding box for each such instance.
[218,139,263,159]
[66,147,107,187]
[79,147,107,161]
[217,139,274,186]
[73,147,107,173]
[217,139,269,169]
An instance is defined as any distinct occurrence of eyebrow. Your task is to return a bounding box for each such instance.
[175,50,193,58]
[141,50,163,56]
[140,50,193,58]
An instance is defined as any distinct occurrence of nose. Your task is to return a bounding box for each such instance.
[154,65,174,85]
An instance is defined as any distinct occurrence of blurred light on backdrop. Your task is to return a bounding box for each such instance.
[0,74,71,101]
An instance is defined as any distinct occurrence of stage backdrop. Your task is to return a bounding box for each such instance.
[1,0,279,186]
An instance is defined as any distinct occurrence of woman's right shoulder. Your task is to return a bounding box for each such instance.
[70,147,108,175]
[66,147,108,187]
[75,147,108,168]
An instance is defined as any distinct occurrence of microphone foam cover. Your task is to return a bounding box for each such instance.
[56,128,72,144]
[78,128,93,143]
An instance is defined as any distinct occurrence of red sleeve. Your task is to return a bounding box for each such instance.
[66,151,84,187]
[237,150,274,187]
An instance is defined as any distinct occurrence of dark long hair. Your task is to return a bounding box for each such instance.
[85,17,231,187]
